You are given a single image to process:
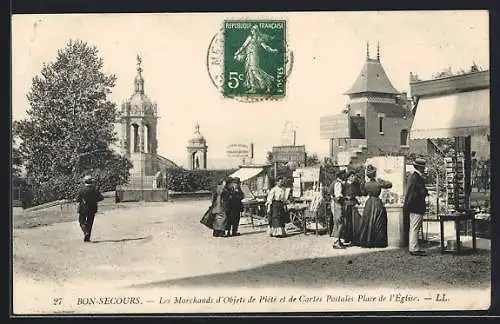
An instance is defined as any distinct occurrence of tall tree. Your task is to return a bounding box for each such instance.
[15,39,132,205]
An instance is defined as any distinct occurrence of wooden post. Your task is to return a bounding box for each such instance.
[436,172,440,219]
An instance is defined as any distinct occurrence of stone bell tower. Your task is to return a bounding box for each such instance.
[186,123,208,170]
[119,55,160,177]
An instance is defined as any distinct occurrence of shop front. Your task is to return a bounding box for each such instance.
[409,70,490,252]
[229,164,273,225]
[288,166,328,234]
[229,164,272,198]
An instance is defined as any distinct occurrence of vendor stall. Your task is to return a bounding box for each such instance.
[229,164,272,198]
[230,164,272,226]
[410,70,489,253]
[292,166,321,199]
[289,166,328,234]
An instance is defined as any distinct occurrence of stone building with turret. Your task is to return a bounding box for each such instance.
[320,42,429,166]
[116,56,178,187]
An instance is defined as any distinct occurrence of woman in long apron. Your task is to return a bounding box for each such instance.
[266,177,288,238]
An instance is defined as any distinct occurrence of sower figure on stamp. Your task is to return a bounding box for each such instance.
[403,158,429,256]
[234,24,278,94]
[77,175,104,242]
[330,169,347,249]
[226,177,245,237]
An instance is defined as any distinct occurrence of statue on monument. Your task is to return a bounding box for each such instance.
[195,156,200,169]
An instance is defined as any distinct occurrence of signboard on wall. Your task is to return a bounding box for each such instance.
[226,144,250,157]
[272,145,306,166]
[320,114,350,139]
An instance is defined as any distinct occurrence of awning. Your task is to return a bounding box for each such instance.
[229,167,263,182]
[410,89,490,139]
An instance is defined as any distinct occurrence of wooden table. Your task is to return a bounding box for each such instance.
[288,205,308,233]
[242,200,266,228]
[288,203,327,236]
[439,212,477,254]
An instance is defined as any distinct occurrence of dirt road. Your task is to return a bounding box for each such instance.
[12,200,491,314]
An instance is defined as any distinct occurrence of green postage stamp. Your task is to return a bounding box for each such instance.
[223,20,286,98]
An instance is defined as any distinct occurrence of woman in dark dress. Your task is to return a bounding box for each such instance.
[358,165,393,248]
[211,177,231,237]
[342,170,362,245]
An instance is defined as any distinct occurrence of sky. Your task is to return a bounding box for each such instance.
[11,11,489,169]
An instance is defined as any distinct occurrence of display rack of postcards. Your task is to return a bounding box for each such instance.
[444,153,467,213]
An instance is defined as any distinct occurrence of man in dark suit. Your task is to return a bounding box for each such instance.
[77,175,104,242]
[226,177,245,237]
[403,158,429,256]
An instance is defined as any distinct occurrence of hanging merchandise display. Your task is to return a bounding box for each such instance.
[444,155,466,212]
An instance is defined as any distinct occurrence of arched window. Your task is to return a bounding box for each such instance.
[131,123,140,153]
[400,129,409,146]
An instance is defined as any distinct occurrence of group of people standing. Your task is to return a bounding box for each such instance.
[210,176,245,238]
[205,157,430,257]
[329,165,393,249]
[209,175,291,238]
[329,158,429,256]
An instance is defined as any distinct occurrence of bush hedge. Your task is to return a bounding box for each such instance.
[17,166,132,208]
[165,168,237,192]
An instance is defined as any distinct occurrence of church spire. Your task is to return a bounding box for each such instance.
[366,41,370,60]
[134,54,145,94]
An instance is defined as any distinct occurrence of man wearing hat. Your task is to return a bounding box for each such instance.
[226,177,245,236]
[403,158,429,256]
[329,169,347,249]
[77,175,104,242]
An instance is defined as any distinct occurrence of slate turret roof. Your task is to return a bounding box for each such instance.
[344,43,400,96]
